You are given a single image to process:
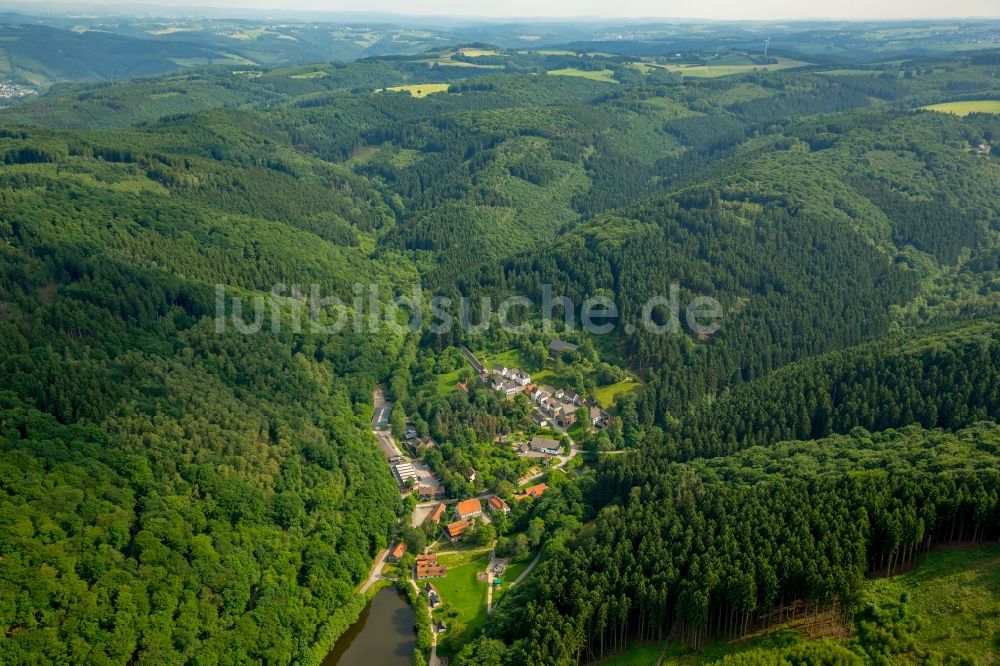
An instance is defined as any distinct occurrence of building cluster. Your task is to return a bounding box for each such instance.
[0,81,35,101]
[375,423,444,493]
[488,363,584,427]
[416,553,446,579]
[490,365,532,396]
[486,351,615,431]
[530,385,582,426]
[438,495,510,542]
[402,426,437,455]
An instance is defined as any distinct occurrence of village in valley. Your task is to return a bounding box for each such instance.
[365,337,634,658]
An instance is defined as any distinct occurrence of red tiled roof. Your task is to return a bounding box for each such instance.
[455,498,482,518]
[415,553,437,565]
[516,483,548,500]
[444,519,469,539]
[425,502,447,524]
[416,564,447,578]
[488,496,509,511]
[390,541,406,559]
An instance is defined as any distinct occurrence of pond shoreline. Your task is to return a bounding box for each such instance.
[323,586,416,666]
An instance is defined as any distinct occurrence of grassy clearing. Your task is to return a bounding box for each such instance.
[864,544,1000,663]
[479,349,531,373]
[818,69,883,76]
[922,100,1000,116]
[437,547,492,567]
[435,368,464,396]
[595,380,641,410]
[380,83,450,98]
[660,58,807,78]
[547,68,618,83]
[494,554,535,597]
[457,48,498,57]
[433,551,491,655]
[566,417,588,442]
[423,58,503,69]
[597,631,838,665]
[290,70,326,79]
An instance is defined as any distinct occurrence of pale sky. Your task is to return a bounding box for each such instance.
[31,0,1000,19]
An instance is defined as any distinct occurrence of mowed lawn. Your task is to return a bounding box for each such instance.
[922,100,1000,116]
[547,68,618,83]
[864,544,1000,662]
[433,550,491,654]
[381,83,450,98]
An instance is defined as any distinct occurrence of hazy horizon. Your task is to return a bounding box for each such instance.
[16,0,1000,20]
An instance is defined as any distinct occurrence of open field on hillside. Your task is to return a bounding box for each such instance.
[660,57,808,77]
[381,83,450,97]
[595,380,641,408]
[922,100,1000,116]
[457,48,499,57]
[290,70,326,79]
[547,68,617,82]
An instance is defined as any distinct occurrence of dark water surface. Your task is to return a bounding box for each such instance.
[322,587,415,666]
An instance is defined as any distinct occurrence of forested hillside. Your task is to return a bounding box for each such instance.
[477,423,1000,664]
[0,27,999,666]
[0,112,410,663]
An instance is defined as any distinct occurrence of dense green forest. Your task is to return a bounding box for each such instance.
[1,20,999,665]
[471,422,1000,664]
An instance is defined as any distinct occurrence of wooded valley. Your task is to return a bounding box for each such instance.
[0,15,999,666]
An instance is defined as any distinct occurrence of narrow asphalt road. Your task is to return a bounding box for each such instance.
[509,551,542,588]
[359,547,389,594]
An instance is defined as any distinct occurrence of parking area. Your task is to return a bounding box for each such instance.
[372,389,392,430]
